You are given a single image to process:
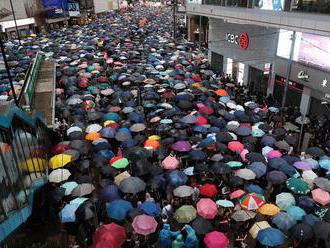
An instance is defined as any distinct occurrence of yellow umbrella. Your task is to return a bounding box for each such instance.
[148,135,161,141]
[249,221,271,239]
[114,171,131,185]
[103,120,116,126]
[50,154,72,169]
[258,203,280,216]
[21,158,48,172]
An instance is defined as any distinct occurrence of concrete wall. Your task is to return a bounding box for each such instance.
[93,0,112,13]
[0,0,36,21]
[209,18,278,71]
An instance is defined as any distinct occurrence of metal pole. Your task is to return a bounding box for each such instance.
[9,0,22,46]
[199,15,202,49]
[173,0,177,38]
[281,31,296,109]
[297,116,304,153]
[0,36,19,105]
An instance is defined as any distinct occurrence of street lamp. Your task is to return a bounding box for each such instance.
[0,29,19,105]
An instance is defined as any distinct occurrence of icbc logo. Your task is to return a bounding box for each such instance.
[225,32,249,50]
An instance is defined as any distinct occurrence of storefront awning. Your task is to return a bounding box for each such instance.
[0,18,35,32]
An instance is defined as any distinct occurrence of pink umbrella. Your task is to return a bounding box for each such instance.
[162,156,179,169]
[132,214,158,235]
[204,231,229,248]
[240,149,249,162]
[197,198,218,219]
[171,141,192,152]
[230,189,246,199]
[312,188,330,206]
[228,141,244,153]
[267,150,282,159]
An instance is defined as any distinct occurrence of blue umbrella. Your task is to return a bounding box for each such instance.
[235,126,251,136]
[297,196,315,212]
[261,135,276,146]
[168,170,188,187]
[268,158,290,169]
[272,212,296,231]
[319,158,330,170]
[189,150,207,161]
[257,228,286,247]
[286,206,306,222]
[106,199,133,221]
[193,125,208,133]
[247,162,267,178]
[59,203,80,223]
[97,150,115,159]
[219,96,230,103]
[100,184,120,202]
[103,112,120,122]
[138,201,161,216]
[245,184,264,194]
[100,127,117,138]
[303,214,320,226]
[278,163,297,177]
[61,181,79,196]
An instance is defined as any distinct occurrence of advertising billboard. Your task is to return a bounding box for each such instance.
[68,2,80,17]
[277,29,330,72]
[256,0,285,10]
[41,0,68,18]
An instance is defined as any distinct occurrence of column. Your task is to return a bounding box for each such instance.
[300,86,311,115]
[267,62,276,96]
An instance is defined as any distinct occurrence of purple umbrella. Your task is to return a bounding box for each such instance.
[293,161,313,171]
[171,141,192,152]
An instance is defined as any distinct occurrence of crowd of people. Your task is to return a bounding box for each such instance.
[4,3,330,248]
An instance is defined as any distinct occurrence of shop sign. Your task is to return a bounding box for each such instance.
[225,32,249,50]
[297,70,309,81]
[264,63,271,75]
[322,78,327,88]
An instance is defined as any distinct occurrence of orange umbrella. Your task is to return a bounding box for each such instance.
[215,89,229,97]
[85,132,101,141]
[144,139,160,150]
[258,203,280,216]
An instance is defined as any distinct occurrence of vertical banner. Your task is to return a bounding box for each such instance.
[68,2,80,17]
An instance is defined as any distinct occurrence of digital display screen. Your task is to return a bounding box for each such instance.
[257,0,285,11]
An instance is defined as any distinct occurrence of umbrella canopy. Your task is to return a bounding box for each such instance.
[204,231,229,248]
[286,206,307,222]
[199,183,218,197]
[173,185,194,198]
[50,154,72,169]
[311,188,330,206]
[240,193,265,210]
[276,192,296,210]
[235,168,256,180]
[49,168,71,183]
[286,177,310,195]
[132,214,158,236]
[71,183,95,197]
[110,156,129,169]
[257,228,286,247]
[92,223,126,248]
[174,205,197,223]
[106,199,133,221]
[232,210,256,222]
[192,216,213,235]
[138,201,161,216]
[290,223,314,241]
[272,212,296,231]
[197,198,218,219]
[119,177,146,194]
[216,199,234,208]
[258,203,280,216]
[161,156,180,169]
[249,221,271,239]
[171,140,192,152]
[59,203,80,223]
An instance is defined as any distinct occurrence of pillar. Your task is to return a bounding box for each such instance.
[267,62,276,96]
[300,86,311,115]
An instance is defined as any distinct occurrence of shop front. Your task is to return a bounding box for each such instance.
[208,18,278,91]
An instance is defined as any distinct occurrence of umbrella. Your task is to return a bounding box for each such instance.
[119,177,146,194]
[59,203,80,223]
[227,141,244,153]
[71,183,95,197]
[49,154,72,169]
[276,192,295,210]
[314,177,330,192]
[247,162,267,178]
[235,168,256,180]
[286,206,306,221]
[230,189,246,199]
[132,214,158,236]
[173,185,194,198]
[174,205,197,223]
[86,123,102,133]
[193,199,218,221]
[114,171,131,185]
[110,156,129,169]
[130,123,146,132]
[92,223,126,248]
[272,212,296,231]
[266,170,287,184]
[313,221,330,240]
[100,184,120,202]
[192,216,213,235]
[204,231,229,248]
[199,183,218,197]
[290,223,313,241]
[106,199,133,221]
[171,141,192,152]
[258,204,280,216]
[167,170,188,187]
[49,168,71,183]
[216,199,234,208]
[293,161,313,170]
[240,193,265,210]
[312,188,330,206]
[232,210,256,222]
[286,177,310,195]
[245,184,264,194]
[138,201,161,216]
[249,221,271,239]
[162,156,180,169]
[61,181,79,195]
[257,228,286,247]
[305,146,325,157]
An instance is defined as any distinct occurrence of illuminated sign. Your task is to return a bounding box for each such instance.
[225,32,249,50]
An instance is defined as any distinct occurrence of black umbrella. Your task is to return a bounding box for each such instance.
[76,201,96,221]
[192,216,213,235]
[290,223,314,241]
[246,152,266,163]
[313,221,330,240]
[209,162,232,174]
[305,147,325,157]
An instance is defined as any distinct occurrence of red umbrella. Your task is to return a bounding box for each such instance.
[92,223,126,248]
[204,231,229,248]
[195,116,208,126]
[228,141,244,153]
[199,183,218,197]
[197,103,214,115]
[53,144,71,154]
[192,75,202,82]
[197,198,218,219]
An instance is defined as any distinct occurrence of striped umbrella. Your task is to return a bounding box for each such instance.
[240,193,265,210]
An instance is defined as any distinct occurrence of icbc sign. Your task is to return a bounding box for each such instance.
[225,32,249,50]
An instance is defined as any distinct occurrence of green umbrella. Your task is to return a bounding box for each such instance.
[87,86,98,91]
[87,66,95,72]
[100,83,110,89]
[283,122,299,131]
[111,157,129,169]
[226,161,243,168]
[174,205,197,223]
[127,147,150,162]
[286,177,310,195]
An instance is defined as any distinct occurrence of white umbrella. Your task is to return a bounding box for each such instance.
[49,169,71,183]
[92,138,108,146]
[67,126,83,136]
[173,185,194,198]
[235,169,256,180]
[71,183,95,197]
[85,124,102,134]
[302,170,318,186]
[295,116,310,125]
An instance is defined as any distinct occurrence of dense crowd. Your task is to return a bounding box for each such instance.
[5,4,330,248]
